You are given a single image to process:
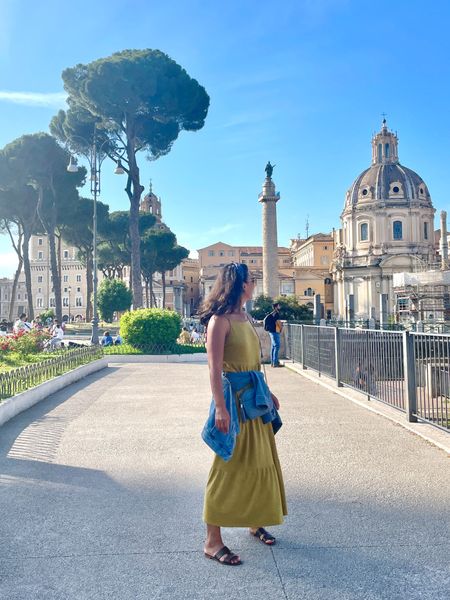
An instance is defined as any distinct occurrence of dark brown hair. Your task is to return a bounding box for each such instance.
[199,262,249,326]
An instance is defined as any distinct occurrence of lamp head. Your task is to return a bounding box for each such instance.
[67,156,79,173]
[114,160,125,175]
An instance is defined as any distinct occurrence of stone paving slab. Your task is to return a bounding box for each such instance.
[0,364,449,599]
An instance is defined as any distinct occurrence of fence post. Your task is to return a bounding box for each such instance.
[334,326,342,387]
[403,331,418,423]
[301,324,307,370]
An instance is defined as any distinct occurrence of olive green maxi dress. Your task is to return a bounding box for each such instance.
[203,319,287,527]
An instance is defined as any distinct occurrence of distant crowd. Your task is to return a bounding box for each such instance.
[0,312,66,350]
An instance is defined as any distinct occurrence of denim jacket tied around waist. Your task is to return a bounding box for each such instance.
[201,370,282,462]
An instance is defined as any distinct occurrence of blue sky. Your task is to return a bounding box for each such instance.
[1,0,449,276]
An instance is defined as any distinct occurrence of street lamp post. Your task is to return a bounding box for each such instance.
[67,128,125,344]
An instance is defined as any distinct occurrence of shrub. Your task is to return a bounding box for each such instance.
[39,309,55,324]
[120,308,181,350]
[0,330,49,355]
[97,279,133,323]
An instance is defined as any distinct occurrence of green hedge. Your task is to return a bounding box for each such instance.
[120,308,182,350]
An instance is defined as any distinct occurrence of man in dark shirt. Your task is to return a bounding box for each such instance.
[264,303,282,367]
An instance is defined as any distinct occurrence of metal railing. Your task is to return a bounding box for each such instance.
[0,346,103,401]
[286,324,450,432]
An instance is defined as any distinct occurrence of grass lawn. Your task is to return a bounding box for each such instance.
[0,350,67,373]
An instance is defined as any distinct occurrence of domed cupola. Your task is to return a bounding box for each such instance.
[345,119,432,209]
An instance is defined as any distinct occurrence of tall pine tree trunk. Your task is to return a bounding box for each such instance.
[149,276,154,307]
[21,229,34,320]
[162,271,166,308]
[125,132,144,310]
[48,228,62,322]
[5,223,23,322]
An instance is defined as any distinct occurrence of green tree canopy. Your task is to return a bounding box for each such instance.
[0,133,84,320]
[97,278,132,323]
[51,49,209,309]
[250,294,313,321]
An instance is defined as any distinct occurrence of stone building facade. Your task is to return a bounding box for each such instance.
[331,120,436,321]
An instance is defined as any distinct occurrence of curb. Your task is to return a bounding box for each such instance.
[283,361,450,455]
[106,354,207,363]
[0,358,108,428]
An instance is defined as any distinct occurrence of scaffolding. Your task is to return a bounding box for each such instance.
[393,270,450,323]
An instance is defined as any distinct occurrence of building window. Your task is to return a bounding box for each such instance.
[17,293,21,300]
[37,276,43,283]
[36,298,43,308]
[219,251,224,256]
[38,238,43,246]
[76,297,82,307]
[360,222,369,241]
[76,275,82,282]
[49,298,55,307]
[228,251,234,257]
[208,250,214,257]
[424,222,429,240]
[393,220,403,240]
[324,278,332,284]
[38,287,42,293]
[64,287,68,293]
[77,287,81,293]
[63,250,69,259]
[38,251,43,260]
[385,143,390,158]
[63,275,68,282]
[63,297,69,307]
[324,246,328,250]
[378,143,382,161]
[304,288,314,297]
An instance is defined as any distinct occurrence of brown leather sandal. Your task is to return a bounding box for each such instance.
[251,527,276,545]
[204,545,242,565]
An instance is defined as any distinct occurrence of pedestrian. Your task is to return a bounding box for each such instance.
[100,331,114,347]
[263,302,283,367]
[0,319,8,336]
[114,334,123,346]
[13,313,31,334]
[199,262,287,566]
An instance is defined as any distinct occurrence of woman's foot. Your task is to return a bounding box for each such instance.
[204,542,241,565]
[249,527,276,545]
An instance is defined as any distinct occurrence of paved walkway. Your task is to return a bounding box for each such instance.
[0,364,449,600]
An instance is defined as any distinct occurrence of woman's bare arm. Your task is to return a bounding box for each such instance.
[207,315,231,433]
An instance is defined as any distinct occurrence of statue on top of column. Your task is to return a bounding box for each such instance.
[265,161,275,179]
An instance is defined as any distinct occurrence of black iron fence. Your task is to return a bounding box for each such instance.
[0,346,103,401]
[286,324,450,432]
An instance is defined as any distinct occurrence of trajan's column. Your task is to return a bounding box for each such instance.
[259,161,280,299]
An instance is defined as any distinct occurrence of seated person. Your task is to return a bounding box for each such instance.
[46,321,64,350]
[114,334,123,345]
[101,331,114,346]
[178,327,191,344]
[190,327,201,343]
[13,313,32,334]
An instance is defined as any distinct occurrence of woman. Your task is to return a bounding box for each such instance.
[200,262,287,566]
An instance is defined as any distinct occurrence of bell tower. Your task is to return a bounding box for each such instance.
[371,118,399,165]
[140,181,162,222]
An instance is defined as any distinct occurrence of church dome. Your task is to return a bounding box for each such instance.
[345,119,432,209]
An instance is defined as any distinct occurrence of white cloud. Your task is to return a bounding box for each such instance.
[206,223,241,236]
[0,91,67,108]
[0,251,19,278]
